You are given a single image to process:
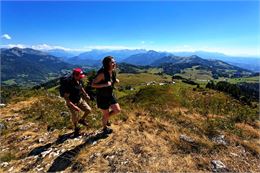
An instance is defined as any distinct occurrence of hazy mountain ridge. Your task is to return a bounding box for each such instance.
[67,49,147,64]
[121,50,171,66]
[45,49,81,59]
[1,47,74,86]
[1,48,257,86]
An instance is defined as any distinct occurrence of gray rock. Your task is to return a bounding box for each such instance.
[0,122,7,134]
[8,166,14,172]
[19,125,30,131]
[0,162,9,168]
[180,134,194,143]
[38,138,45,143]
[41,148,53,157]
[0,103,6,107]
[211,135,227,145]
[211,160,229,172]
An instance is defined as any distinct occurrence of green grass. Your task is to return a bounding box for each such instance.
[118,73,172,87]
[20,95,72,130]
[1,86,46,104]
[119,81,259,138]
[222,76,260,84]
[146,68,164,74]
[0,151,16,162]
[175,66,213,82]
[2,79,17,85]
[4,72,259,144]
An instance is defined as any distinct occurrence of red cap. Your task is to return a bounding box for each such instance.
[73,68,85,79]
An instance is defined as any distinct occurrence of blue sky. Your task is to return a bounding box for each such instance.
[1,1,260,56]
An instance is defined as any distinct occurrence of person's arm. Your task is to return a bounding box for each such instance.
[64,93,80,111]
[91,73,112,88]
[81,87,90,100]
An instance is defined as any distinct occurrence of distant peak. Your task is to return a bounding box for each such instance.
[190,55,201,59]
[147,50,158,54]
[3,47,49,57]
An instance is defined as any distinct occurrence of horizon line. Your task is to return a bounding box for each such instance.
[1,44,260,58]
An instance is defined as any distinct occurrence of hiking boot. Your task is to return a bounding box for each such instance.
[106,121,111,126]
[73,127,80,137]
[103,127,113,134]
[79,119,89,127]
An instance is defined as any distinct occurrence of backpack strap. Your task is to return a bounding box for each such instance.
[112,70,117,85]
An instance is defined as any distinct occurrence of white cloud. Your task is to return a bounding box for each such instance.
[1,34,12,40]
[1,44,27,49]
[31,44,73,51]
[0,43,81,52]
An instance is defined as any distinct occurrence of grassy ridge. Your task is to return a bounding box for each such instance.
[2,72,259,158]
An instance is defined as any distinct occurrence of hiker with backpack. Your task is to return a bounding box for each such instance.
[60,68,91,137]
[92,56,121,134]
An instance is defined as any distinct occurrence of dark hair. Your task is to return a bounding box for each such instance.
[102,56,114,71]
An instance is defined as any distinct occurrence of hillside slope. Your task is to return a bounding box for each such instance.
[1,47,74,86]
[0,80,259,172]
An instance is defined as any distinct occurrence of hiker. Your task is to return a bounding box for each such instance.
[63,68,91,136]
[92,56,121,134]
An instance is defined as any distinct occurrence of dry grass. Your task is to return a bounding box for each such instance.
[240,140,260,157]
[1,79,259,172]
[235,123,260,139]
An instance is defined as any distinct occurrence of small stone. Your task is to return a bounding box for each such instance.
[230,152,238,157]
[38,138,45,143]
[121,160,129,165]
[19,125,30,131]
[180,134,194,143]
[36,167,44,171]
[0,122,7,133]
[211,160,228,172]
[49,151,60,158]
[0,103,6,107]
[106,155,115,160]
[0,162,8,168]
[41,148,52,157]
[211,135,227,145]
[8,166,14,172]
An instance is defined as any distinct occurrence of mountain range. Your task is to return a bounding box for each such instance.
[66,49,147,67]
[1,47,258,86]
[41,48,260,72]
[1,47,74,86]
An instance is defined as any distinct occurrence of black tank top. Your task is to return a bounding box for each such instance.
[96,68,116,97]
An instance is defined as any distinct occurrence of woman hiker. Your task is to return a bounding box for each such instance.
[92,56,121,134]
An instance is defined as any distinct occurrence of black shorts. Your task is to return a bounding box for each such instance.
[97,94,118,110]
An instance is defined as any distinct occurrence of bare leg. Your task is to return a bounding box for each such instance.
[78,99,92,120]
[71,111,79,129]
[102,109,110,129]
[109,103,121,116]
[81,109,91,120]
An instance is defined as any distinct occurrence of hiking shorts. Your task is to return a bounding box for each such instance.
[68,98,91,116]
[96,94,118,110]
